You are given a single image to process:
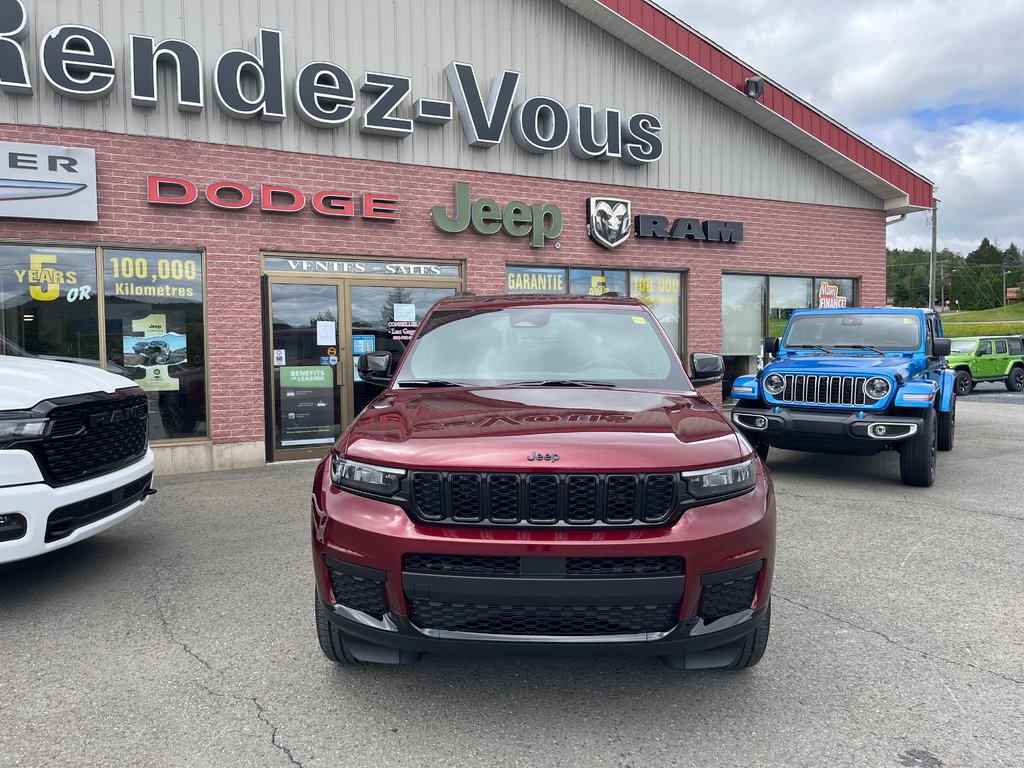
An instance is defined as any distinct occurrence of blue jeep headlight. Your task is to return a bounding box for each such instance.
[763,373,785,395]
[864,377,891,400]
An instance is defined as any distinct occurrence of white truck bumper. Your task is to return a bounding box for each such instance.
[0,448,155,565]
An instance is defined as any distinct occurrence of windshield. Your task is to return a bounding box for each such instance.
[394,306,690,388]
[949,340,976,354]
[783,313,922,352]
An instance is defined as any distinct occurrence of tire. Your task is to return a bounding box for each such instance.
[726,603,771,670]
[937,397,955,452]
[953,369,973,397]
[1005,366,1024,392]
[314,594,360,665]
[899,407,937,487]
[755,442,770,462]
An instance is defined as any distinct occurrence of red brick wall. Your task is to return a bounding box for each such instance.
[0,125,886,444]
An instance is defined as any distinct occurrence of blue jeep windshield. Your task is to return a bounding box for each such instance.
[395,306,689,388]
[784,313,922,352]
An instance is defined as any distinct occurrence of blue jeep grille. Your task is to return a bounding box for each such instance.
[778,374,870,406]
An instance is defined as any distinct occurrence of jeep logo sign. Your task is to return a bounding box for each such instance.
[431,182,562,248]
[0,141,97,221]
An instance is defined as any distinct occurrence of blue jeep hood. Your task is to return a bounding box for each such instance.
[769,354,916,377]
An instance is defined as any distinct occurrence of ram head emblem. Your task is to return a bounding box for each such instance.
[587,197,631,249]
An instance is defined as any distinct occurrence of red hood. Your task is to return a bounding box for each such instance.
[339,387,747,473]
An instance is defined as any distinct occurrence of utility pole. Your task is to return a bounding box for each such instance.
[928,198,939,310]
[1005,270,1012,307]
[940,264,955,311]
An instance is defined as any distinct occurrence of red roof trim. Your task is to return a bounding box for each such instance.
[597,0,933,208]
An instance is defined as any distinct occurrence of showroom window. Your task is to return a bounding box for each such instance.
[506,264,686,351]
[722,272,859,397]
[0,243,207,442]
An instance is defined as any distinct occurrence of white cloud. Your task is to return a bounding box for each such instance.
[652,0,1024,253]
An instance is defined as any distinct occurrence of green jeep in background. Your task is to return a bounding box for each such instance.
[947,336,1024,395]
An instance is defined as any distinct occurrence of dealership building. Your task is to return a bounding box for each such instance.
[0,0,933,473]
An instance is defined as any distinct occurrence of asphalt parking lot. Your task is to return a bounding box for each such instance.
[2,399,1022,768]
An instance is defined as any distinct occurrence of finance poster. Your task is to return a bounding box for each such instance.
[279,366,335,446]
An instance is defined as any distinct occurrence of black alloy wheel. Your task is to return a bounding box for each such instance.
[1005,366,1024,392]
[953,370,973,397]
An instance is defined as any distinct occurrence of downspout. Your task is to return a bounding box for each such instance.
[885,214,907,226]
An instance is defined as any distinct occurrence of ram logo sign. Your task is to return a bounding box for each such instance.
[587,197,631,250]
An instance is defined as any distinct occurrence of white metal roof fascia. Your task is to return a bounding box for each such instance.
[560,0,929,214]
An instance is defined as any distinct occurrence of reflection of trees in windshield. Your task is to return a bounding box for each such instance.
[401,308,689,388]
[785,314,921,350]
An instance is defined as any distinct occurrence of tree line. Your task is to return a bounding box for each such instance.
[887,239,1023,310]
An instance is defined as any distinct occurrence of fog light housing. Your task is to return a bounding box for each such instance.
[870,424,888,437]
[754,416,768,429]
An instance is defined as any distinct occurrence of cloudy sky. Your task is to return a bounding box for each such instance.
[654,0,1023,256]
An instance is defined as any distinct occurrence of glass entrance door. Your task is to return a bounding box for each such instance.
[349,284,459,416]
[268,282,342,461]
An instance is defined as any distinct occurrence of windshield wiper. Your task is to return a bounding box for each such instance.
[503,379,616,388]
[395,379,465,387]
[787,344,833,354]
[832,344,885,355]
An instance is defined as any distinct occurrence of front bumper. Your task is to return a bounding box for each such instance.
[731,404,922,453]
[311,457,775,663]
[0,449,155,564]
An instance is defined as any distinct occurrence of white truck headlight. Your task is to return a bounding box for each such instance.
[0,414,47,444]
[330,455,405,496]
[682,458,757,500]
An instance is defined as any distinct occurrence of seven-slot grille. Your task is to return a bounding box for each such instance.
[776,374,870,406]
[410,472,678,526]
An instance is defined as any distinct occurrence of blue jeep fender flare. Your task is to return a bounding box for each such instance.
[937,368,956,412]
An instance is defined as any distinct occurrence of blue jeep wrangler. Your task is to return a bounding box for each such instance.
[730,307,955,487]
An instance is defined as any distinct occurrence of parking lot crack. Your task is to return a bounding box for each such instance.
[253,696,303,768]
[147,568,301,765]
[148,565,218,674]
[774,594,1024,685]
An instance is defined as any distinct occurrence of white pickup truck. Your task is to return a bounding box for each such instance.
[0,355,155,564]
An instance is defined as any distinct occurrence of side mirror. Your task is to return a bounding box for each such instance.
[932,338,951,357]
[763,336,780,355]
[690,352,725,388]
[357,351,397,387]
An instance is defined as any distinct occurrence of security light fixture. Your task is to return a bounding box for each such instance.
[744,76,764,99]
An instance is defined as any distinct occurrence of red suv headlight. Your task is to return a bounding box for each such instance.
[330,454,406,496]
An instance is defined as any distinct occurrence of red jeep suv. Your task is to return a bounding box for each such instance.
[311,295,775,669]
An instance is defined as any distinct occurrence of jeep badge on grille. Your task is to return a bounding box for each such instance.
[527,452,559,462]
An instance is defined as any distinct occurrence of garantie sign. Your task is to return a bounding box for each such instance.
[0,0,663,166]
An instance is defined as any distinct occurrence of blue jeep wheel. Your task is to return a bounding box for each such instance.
[899,407,936,487]
[937,398,955,452]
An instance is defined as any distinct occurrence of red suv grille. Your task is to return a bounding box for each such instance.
[410,472,678,526]
[407,601,678,636]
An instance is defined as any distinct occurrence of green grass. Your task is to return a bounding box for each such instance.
[940,302,1024,323]
[939,302,1024,337]
[942,322,1024,338]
